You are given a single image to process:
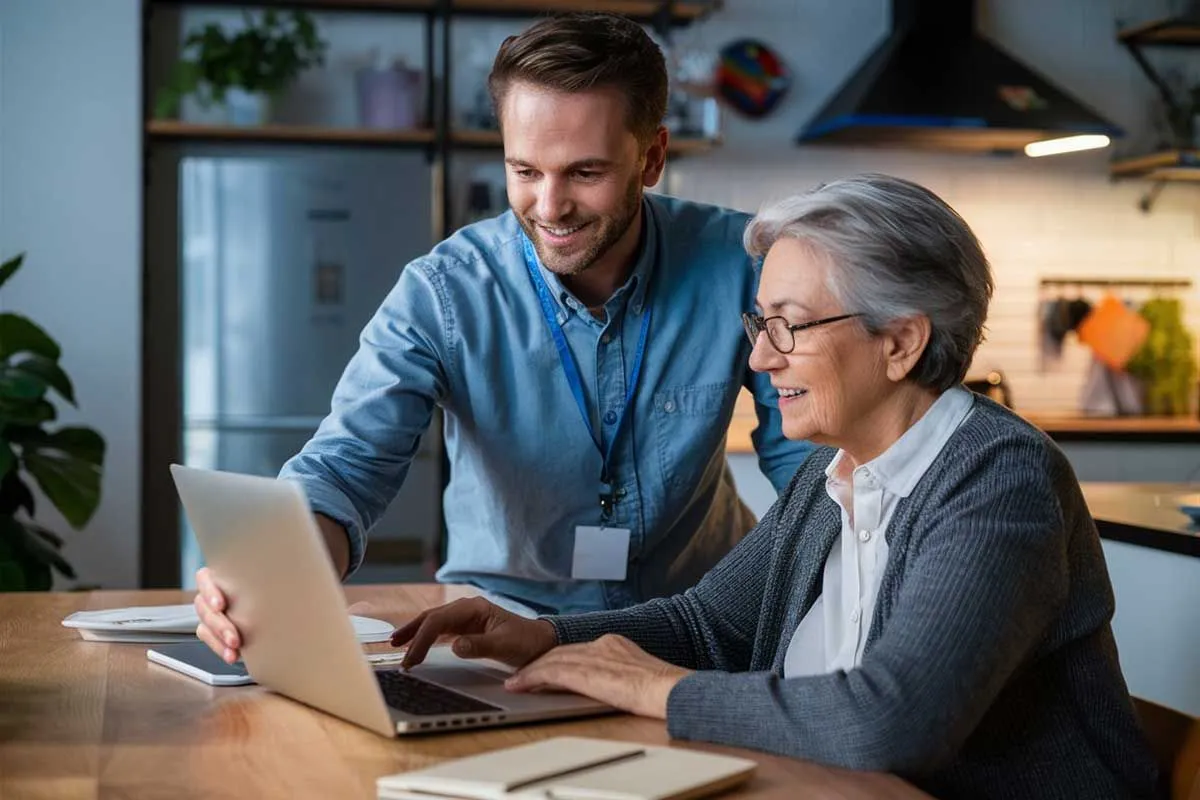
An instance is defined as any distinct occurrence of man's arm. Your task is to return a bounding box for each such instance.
[316,513,351,579]
[279,259,450,576]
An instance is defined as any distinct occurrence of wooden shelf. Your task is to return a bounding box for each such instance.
[451,0,717,23]
[146,0,716,21]
[1118,17,1200,47]
[452,128,720,155]
[1110,149,1200,181]
[146,119,436,146]
[147,0,436,11]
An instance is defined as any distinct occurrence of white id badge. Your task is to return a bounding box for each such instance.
[571,526,631,581]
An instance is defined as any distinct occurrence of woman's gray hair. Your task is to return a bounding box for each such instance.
[744,173,993,392]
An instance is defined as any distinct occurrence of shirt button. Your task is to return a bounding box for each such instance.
[850,609,862,623]
[858,530,871,542]
[601,333,611,345]
[663,400,676,413]
[603,410,618,425]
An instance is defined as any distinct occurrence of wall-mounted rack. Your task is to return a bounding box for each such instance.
[1039,277,1193,289]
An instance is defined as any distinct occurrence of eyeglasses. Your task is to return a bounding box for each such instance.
[741,311,862,354]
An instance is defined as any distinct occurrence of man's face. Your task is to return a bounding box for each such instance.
[500,81,665,277]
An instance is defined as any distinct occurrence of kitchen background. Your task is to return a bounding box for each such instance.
[2,0,1199,592]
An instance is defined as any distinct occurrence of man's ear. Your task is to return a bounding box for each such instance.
[641,126,668,188]
[881,314,932,383]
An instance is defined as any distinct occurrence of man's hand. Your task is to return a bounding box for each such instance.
[390,597,558,670]
[193,513,349,664]
[194,566,240,663]
[505,634,692,719]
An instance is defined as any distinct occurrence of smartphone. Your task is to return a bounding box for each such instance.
[146,640,255,686]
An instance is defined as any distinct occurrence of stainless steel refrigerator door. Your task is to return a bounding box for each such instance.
[179,149,439,585]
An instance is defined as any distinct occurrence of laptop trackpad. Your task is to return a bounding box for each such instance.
[408,653,608,712]
[409,662,509,688]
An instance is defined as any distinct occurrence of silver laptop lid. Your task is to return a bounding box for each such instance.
[170,464,396,737]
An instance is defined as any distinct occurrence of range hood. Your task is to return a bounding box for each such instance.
[797,0,1124,154]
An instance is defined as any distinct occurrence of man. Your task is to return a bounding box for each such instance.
[195,12,812,662]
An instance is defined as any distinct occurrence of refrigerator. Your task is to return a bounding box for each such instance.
[178,148,440,585]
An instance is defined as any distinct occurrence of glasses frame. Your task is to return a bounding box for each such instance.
[741,311,863,354]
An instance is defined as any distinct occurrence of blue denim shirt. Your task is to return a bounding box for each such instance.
[279,194,813,613]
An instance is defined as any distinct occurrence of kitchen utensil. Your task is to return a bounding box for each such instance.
[1076,293,1151,371]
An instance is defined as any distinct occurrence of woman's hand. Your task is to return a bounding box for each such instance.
[505,634,692,719]
[390,597,557,670]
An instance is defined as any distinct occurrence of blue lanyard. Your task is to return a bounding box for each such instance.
[521,235,651,515]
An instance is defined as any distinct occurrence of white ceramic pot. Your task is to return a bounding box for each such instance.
[224,88,269,126]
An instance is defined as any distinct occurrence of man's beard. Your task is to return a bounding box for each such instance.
[519,176,642,277]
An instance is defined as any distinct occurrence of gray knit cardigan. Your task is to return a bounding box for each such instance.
[550,397,1161,799]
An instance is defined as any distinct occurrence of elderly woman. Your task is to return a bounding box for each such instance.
[393,174,1159,799]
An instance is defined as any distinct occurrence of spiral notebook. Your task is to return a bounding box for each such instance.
[375,736,756,800]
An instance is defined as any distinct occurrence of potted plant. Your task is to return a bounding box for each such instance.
[155,9,328,126]
[0,254,106,591]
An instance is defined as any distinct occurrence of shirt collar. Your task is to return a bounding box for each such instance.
[532,197,657,318]
[825,386,976,498]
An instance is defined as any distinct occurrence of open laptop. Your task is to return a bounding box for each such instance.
[169,464,613,736]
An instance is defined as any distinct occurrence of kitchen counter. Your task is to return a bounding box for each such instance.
[1080,482,1200,558]
[725,407,1200,452]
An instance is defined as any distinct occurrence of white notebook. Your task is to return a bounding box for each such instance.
[62,604,395,644]
[376,736,756,800]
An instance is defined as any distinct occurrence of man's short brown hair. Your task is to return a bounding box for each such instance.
[488,12,668,146]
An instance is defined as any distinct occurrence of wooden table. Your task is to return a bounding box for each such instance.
[0,585,932,800]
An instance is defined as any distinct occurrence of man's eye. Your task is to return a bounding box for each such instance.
[514,169,537,179]
[574,171,600,179]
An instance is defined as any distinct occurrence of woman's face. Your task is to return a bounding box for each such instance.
[748,238,897,449]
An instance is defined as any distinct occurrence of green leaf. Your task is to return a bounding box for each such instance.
[0,560,26,592]
[0,371,44,401]
[23,447,102,528]
[25,562,51,590]
[0,397,56,427]
[9,356,75,405]
[0,313,60,361]
[0,475,35,517]
[0,253,23,292]
[26,522,61,547]
[38,427,106,466]
[1,518,75,579]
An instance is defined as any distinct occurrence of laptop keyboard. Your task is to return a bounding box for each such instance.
[375,669,502,716]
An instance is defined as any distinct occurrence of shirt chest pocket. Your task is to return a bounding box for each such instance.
[653,381,732,490]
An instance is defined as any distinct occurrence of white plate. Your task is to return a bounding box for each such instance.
[63,604,395,643]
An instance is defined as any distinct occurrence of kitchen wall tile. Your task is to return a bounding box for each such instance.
[670,149,1200,416]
